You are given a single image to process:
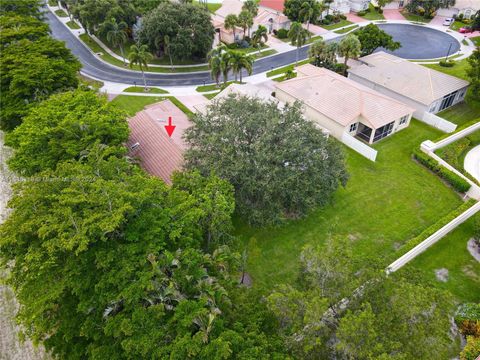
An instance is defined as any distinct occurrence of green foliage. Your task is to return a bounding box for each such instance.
[461,336,480,360]
[184,94,348,225]
[402,198,476,251]
[0,36,81,130]
[467,48,480,99]
[6,88,129,175]
[284,0,321,23]
[0,0,44,19]
[440,59,456,67]
[405,0,455,18]
[276,28,288,39]
[309,38,338,70]
[412,149,471,192]
[337,33,361,74]
[0,14,49,47]
[138,2,215,61]
[354,23,401,56]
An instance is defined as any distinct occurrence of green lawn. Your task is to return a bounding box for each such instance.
[334,25,359,34]
[193,0,221,13]
[238,121,463,288]
[79,34,209,73]
[266,59,310,77]
[401,11,431,23]
[54,9,68,17]
[471,36,480,47]
[203,92,219,100]
[405,218,480,302]
[320,19,353,30]
[48,0,57,6]
[123,86,168,94]
[196,81,241,93]
[359,5,385,20]
[66,20,80,29]
[450,20,466,32]
[110,95,192,117]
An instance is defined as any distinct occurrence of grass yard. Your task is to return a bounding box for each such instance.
[238,121,463,288]
[66,20,80,29]
[320,19,353,30]
[359,5,385,21]
[401,11,431,23]
[196,81,241,93]
[203,92,219,100]
[110,95,192,117]
[471,36,480,47]
[79,34,209,73]
[405,218,480,302]
[54,9,68,17]
[449,20,466,32]
[193,0,221,13]
[266,59,310,77]
[334,25,359,34]
[123,86,169,94]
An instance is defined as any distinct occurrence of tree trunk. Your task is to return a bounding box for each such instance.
[120,45,126,66]
[169,54,174,71]
[344,56,348,76]
[141,68,147,89]
[295,46,299,67]
[239,69,242,83]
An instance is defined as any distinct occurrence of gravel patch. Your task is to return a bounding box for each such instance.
[467,238,480,262]
[435,268,449,282]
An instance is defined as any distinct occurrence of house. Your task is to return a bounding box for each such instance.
[255,7,290,34]
[274,64,414,144]
[212,0,245,44]
[126,100,191,184]
[437,0,479,18]
[348,52,470,120]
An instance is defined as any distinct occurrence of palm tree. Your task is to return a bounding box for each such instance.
[252,25,268,55]
[228,51,253,83]
[242,0,258,17]
[208,45,227,86]
[324,0,334,16]
[299,1,314,31]
[288,22,310,66]
[220,50,232,84]
[224,14,239,42]
[337,34,361,75]
[99,18,128,65]
[128,44,153,89]
[164,35,174,71]
[238,10,254,39]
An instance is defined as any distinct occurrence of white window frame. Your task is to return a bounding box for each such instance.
[349,122,358,133]
[399,115,408,125]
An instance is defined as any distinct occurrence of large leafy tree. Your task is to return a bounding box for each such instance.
[0,143,266,359]
[354,24,401,56]
[6,89,129,175]
[284,0,320,23]
[0,36,81,130]
[467,48,480,98]
[184,95,348,225]
[0,0,44,19]
[268,240,456,359]
[138,2,214,61]
[0,14,49,48]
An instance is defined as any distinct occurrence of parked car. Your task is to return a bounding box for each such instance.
[459,26,473,33]
[443,18,454,26]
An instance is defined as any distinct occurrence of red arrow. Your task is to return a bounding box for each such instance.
[164,116,176,137]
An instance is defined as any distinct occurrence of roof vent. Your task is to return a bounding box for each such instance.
[130,142,140,151]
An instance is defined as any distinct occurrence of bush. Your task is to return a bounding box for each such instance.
[378,8,383,14]
[227,43,238,49]
[272,29,278,35]
[321,19,332,25]
[403,198,476,251]
[339,14,347,20]
[334,63,347,74]
[325,14,334,21]
[439,59,455,67]
[458,13,464,20]
[357,10,366,16]
[461,336,480,360]
[276,28,288,39]
[413,149,471,193]
[236,40,250,48]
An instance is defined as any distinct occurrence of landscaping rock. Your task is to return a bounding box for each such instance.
[467,238,480,262]
[435,268,449,282]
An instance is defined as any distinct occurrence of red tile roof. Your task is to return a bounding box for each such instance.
[259,0,285,12]
[127,100,191,184]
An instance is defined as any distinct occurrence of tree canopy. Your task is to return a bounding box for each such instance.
[284,0,321,23]
[138,2,215,61]
[0,14,49,48]
[467,48,480,98]
[184,95,349,225]
[6,89,130,175]
[354,24,401,56]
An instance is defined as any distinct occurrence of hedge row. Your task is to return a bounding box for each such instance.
[413,149,471,193]
[403,198,476,251]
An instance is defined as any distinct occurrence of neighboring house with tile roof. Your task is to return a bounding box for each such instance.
[126,100,191,184]
[348,52,469,119]
[437,0,479,17]
[275,64,414,144]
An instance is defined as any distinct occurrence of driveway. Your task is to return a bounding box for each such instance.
[430,15,448,27]
[346,13,365,23]
[383,9,406,20]
[465,145,480,183]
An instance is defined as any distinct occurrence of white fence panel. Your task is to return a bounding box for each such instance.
[341,133,377,162]
[429,121,480,151]
[421,112,457,133]
[387,201,480,273]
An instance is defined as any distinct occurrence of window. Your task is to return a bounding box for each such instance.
[349,122,358,133]
[399,115,408,125]
[439,90,459,111]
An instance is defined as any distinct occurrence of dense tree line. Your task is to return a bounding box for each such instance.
[0,0,80,130]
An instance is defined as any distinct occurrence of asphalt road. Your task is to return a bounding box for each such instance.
[47,10,461,86]
[46,10,311,86]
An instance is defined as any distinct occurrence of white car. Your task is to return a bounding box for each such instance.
[443,18,454,26]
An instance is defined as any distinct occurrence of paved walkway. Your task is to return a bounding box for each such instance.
[383,9,406,20]
[346,13,365,23]
[465,145,480,183]
[429,15,448,27]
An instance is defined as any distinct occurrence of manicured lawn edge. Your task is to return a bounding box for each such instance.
[66,20,80,30]
[266,59,310,77]
[54,9,68,17]
[320,19,353,30]
[123,86,169,94]
[401,199,476,252]
[334,25,359,34]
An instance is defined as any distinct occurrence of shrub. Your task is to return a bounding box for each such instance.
[413,149,471,193]
[378,8,383,14]
[339,14,347,20]
[461,336,480,360]
[227,43,238,49]
[439,59,455,67]
[458,13,464,20]
[273,29,278,35]
[357,10,366,16]
[236,40,250,48]
[321,19,332,25]
[276,28,288,38]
